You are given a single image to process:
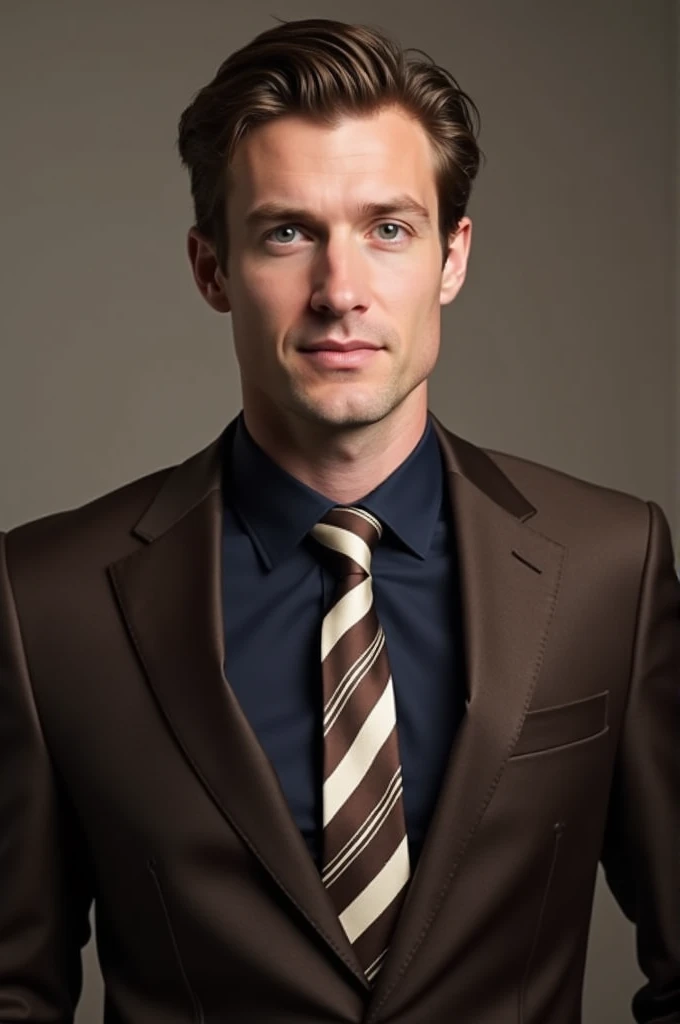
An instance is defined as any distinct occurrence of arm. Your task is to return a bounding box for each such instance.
[601,501,680,1023]
[0,532,93,1022]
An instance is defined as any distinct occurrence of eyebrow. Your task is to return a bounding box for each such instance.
[245,194,432,230]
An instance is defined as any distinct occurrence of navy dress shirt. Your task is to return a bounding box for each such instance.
[221,414,466,871]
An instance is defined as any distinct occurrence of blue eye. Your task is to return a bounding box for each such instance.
[269,226,300,244]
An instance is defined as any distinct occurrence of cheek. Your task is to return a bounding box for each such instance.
[233,263,307,332]
[394,280,442,371]
[225,279,275,348]
[377,247,440,301]
[380,268,441,333]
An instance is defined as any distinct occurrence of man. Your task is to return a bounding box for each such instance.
[0,17,677,1024]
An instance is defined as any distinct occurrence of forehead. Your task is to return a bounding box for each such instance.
[227,107,439,214]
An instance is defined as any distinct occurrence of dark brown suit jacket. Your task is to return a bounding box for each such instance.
[0,418,678,1023]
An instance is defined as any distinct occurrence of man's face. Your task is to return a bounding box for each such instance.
[200,106,470,434]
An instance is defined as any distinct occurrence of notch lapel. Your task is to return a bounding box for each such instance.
[366,422,566,1019]
[107,417,566,1007]
[109,430,368,990]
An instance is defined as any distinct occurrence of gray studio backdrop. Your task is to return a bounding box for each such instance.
[1,1,677,1021]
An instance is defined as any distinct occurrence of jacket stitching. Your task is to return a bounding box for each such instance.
[147,858,205,1024]
[367,542,567,1021]
[110,568,366,988]
[518,823,565,1024]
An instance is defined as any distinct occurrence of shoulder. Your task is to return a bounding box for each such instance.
[482,445,659,567]
[3,462,176,584]
[434,417,652,526]
[2,424,227,582]
[433,417,659,564]
[487,444,647,514]
[3,423,230,577]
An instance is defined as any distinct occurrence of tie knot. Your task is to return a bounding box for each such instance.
[310,506,382,578]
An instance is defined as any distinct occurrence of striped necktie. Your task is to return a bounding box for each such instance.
[310,505,410,985]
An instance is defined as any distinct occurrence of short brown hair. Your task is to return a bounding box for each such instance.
[177,18,481,267]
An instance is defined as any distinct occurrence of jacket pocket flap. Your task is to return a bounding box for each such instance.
[512,690,609,758]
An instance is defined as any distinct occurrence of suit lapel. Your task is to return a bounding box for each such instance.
[366,421,566,1016]
[109,417,566,1006]
[109,428,369,990]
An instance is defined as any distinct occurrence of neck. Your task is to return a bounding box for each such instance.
[242,397,428,504]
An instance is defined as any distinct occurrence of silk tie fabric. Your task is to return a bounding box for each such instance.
[310,506,410,985]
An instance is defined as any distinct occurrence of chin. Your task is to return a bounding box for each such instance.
[295,394,398,430]
[286,374,417,430]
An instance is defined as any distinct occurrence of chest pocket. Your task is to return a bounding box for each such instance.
[511,690,608,758]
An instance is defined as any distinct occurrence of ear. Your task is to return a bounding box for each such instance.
[187,228,231,313]
[440,217,472,306]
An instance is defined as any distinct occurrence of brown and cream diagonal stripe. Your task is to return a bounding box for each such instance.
[310,506,410,985]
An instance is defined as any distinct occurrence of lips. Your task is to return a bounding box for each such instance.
[300,340,381,352]
[298,340,382,369]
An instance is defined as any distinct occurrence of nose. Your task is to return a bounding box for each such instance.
[309,237,370,318]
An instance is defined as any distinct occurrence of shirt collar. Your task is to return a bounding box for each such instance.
[227,413,443,569]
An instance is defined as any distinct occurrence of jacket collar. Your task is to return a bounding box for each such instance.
[112,413,562,1005]
[132,414,536,545]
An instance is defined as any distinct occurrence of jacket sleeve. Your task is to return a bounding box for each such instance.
[0,532,93,1022]
[601,501,680,1023]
